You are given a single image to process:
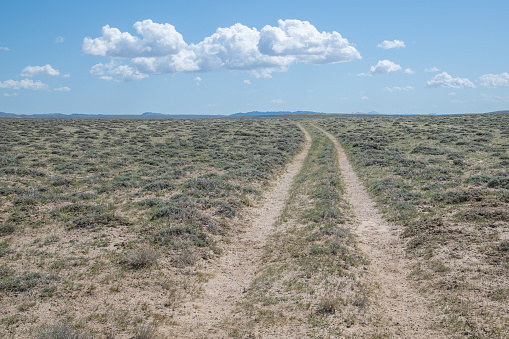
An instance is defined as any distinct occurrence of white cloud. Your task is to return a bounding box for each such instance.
[83,20,186,58]
[424,67,439,72]
[361,96,369,100]
[90,60,148,81]
[21,64,60,77]
[449,92,456,96]
[99,76,114,81]
[377,40,405,49]
[340,96,348,101]
[480,93,509,103]
[258,19,361,64]
[54,87,70,92]
[0,47,9,51]
[243,80,251,85]
[0,79,49,90]
[62,74,71,78]
[426,72,475,88]
[359,59,402,76]
[194,76,202,85]
[404,68,414,74]
[3,93,18,97]
[55,37,64,43]
[83,19,361,81]
[384,86,414,92]
[450,99,464,104]
[479,73,509,87]
[271,98,285,104]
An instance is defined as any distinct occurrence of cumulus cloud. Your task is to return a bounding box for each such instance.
[55,37,64,43]
[359,59,403,76]
[271,98,285,104]
[90,60,148,81]
[479,73,509,87]
[426,72,475,88]
[83,20,186,58]
[0,79,49,90]
[377,40,405,49]
[21,64,60,77]
[194,76,202,85]
[243,79,251,85]
[424,67,439,72]
[361,96,369,100]
[54,87,70,92]
[0,47,9,51]
[404,68,414,74]
[83,19,360,81]
[258,19,361,64]
[383,86,414,92]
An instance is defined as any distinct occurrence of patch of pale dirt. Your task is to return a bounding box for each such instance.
[315,125,447,338]
[166,124,312,338]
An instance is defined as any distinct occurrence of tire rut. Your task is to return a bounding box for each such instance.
[168,123,312,338]
[313,124,446,338]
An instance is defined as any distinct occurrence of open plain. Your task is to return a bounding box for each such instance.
[0,113,508,338]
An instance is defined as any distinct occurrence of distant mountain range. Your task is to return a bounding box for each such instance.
[0,110,507,119]
[0,110,327,119]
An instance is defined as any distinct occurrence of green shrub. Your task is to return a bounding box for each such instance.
[487,177,509,189]
[0,223,15,236]
[72,213,129,229]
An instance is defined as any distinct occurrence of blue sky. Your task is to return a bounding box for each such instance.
[1,0,508,115]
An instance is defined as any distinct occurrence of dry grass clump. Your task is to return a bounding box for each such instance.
[173,249,197,268]
[133,324,158,339]
[122,247,159,269]
[318,294,344,314]
[36,322,92,339]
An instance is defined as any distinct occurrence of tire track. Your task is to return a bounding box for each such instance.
[168,123,312,338]
[314,124,445,338]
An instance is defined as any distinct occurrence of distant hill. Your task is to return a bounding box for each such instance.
[0,112,226,119]
[0,111,323,119]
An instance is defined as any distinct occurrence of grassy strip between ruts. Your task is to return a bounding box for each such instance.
[315,113,509,338]
[227,124,391,338]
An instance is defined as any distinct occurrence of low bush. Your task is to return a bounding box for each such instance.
[153,226,208,248]
[122,247,159,269]
[72,213,129,229]
[0,223,15,236]
[36,322,92,339]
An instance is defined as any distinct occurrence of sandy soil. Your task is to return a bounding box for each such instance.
[166,125,312,338]
[314,125,446,338]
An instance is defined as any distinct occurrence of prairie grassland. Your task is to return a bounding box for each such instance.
[315,113,509,337]
[0,118,303,338]
[228,124,388,338]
